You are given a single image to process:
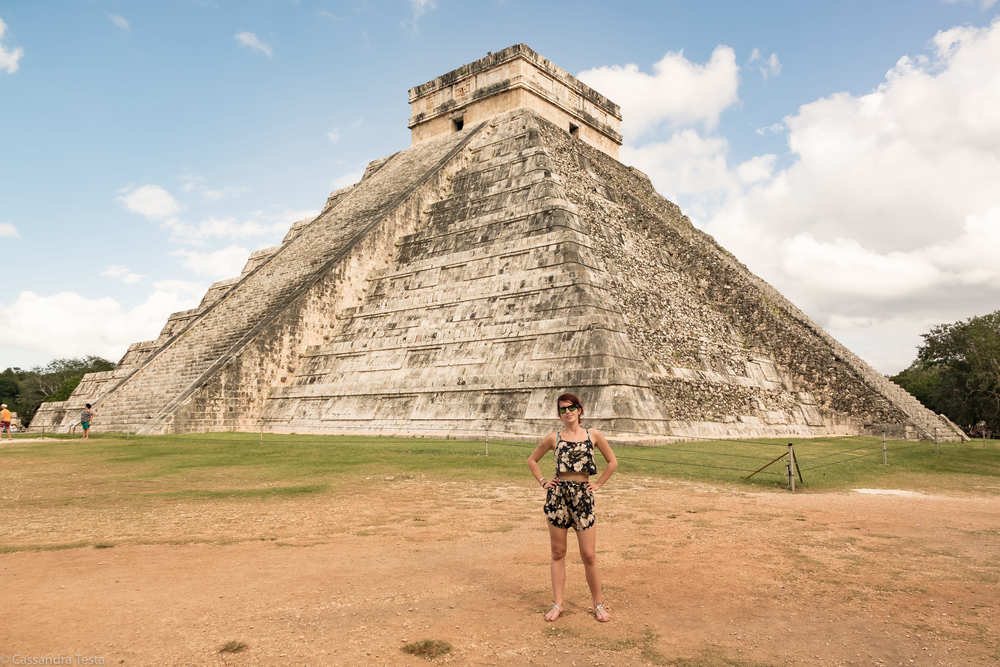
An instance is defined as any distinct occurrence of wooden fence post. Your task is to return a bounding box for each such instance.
[786,443,796,492]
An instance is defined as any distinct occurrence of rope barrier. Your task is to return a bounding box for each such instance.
[796,444,879,464]
[473,438,776,463]
[654,445,783,461]
[96,431,790,478]
[800,441,930,471]
[800,449,886,471]
[612,453,783,475]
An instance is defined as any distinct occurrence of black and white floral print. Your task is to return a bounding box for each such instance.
[544,481,596,531]
[555,432,598,475]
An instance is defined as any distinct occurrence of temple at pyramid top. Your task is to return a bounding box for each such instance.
[408,43,623,158]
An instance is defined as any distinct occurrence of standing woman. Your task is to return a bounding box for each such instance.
[79,403,93,440]
[528,393,617,622]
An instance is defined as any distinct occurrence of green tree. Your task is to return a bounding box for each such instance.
[1,355,116,425]
[893,310,1000,435]
[0,368,21,414]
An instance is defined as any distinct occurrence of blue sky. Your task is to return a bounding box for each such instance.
[1,0,999,374]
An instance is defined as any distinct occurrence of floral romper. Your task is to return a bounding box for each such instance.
[543,430,598,531]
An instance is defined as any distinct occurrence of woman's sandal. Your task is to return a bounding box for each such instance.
[544,602,562,622]
[594,603,610,622]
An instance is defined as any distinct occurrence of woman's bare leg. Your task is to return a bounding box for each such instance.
[576,526,608,619]
[546,523,568,620]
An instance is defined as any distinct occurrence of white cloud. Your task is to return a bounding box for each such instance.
[779,234,944,300]
[411,0,436,18]
[404,0,437,31]
[755,122,785,136]
[0,17,24,74]
[764,53,781,79]
[101,265,145,285]
[327,129,341,144]
[107,13,130,31]
[406,0,437,28]
[711,18,1000,252]
[749,48,782,79]
[179,176,200,193]
[202,187,248,201]
[621,130,743,225]
[151,279,205,296]
[330,168,363,191]
[179,174,249,201]
[612,21,1000,373]
[917,207,1000,286]
[0,285,206,367]
[577,46,740,137]
[695,19,1000,372]
[0,223,19,238]
[160,208,316,245]
[824,312,959,377]
[943,0,998,9]
[235,32,272,57]
[162,217,278,241]
[736,154,777,184]
[172,245,253,278]
[117,182,307,257]
[274,208,319,228]
[622,130,734,201]
[117,184,181,220]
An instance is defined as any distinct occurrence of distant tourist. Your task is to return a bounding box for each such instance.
[527,393,618,622]
[80,403,94,440]
[0,404,11,440]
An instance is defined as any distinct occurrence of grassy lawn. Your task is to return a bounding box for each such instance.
[1,432,998,505]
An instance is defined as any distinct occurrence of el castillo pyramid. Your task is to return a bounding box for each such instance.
[32,44,965,442]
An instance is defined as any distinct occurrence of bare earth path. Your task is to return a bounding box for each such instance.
[2,476,998,665]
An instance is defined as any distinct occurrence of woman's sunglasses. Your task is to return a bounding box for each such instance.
[558,404,579,414]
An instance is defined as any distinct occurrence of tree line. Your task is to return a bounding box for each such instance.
[0,356,115,426]
[892,310,1000,438]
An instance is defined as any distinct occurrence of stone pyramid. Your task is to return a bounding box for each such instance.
[33,45,964,442]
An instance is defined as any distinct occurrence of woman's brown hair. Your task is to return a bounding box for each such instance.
[556,393,584,418]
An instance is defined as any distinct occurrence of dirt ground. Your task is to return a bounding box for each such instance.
[2,468,999,666]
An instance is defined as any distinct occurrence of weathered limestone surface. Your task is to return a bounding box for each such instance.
[409,44,622,159]
[33,46,964,443]
[530,119,964,441]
